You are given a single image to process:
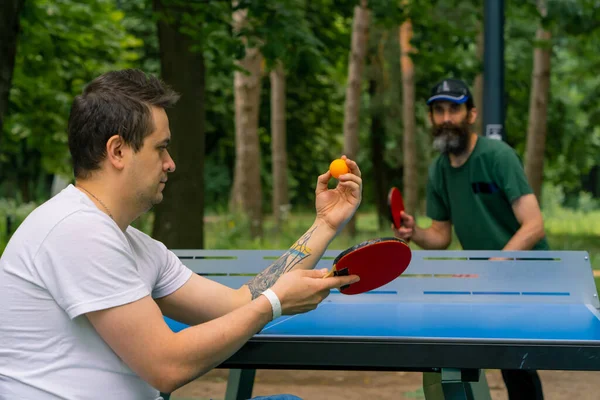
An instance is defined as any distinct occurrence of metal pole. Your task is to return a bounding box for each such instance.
[483,0,505,141]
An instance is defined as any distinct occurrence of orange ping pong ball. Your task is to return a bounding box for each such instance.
[329,159,349,178]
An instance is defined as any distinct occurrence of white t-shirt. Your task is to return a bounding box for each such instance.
[0,185,193,399]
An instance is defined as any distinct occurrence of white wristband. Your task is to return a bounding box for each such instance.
[261,289,282,320]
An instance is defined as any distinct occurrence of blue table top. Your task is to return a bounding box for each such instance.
[166,302,600,344]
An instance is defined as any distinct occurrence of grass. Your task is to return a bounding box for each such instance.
[204,210,600,268]
[2,205,599,274]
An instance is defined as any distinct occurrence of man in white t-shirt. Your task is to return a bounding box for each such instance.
[0,69,363,399]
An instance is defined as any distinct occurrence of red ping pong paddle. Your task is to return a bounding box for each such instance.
[387,187,405,229]
[324,237,411,295]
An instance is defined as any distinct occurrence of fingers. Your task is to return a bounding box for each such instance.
[302,268,329,278]
[400,211,414,227]
[337,171,362,186]
[315,171,332,196]
[336,180,361,197]
[317,156,361,195]
[340,156,361,178]
[322,274,360,289]
[391,222,413,241]
[336,158,362,198]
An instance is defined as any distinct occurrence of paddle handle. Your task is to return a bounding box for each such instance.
[323,269,335,279]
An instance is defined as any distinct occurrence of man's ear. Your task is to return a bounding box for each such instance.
[427,111,433,127]
[468,107,478,125]
[106,135,127,171]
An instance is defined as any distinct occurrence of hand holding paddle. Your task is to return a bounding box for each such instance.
[270,268,360,315]
[323,237,412,295]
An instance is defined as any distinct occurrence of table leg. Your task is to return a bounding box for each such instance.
[225,368,256,400]
[423,369,492,400]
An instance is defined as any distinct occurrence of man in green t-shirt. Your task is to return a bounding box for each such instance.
[393,78,547,400]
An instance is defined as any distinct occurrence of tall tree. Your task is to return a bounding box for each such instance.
[367,32,387,230]
[270,61,289,232]
[524,0,552,201]
[0,0,25,141]
[230,4,264,238]
[152,0,206,248]
[343,0,370,236]
[399,1,417,215]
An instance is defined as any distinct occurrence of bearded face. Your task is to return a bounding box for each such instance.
[430,113,472,156]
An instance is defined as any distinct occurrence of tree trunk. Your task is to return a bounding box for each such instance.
[399,13,418,215]
[270,62,289,232]
[230,6,264,238]
[369,73,387,231]
[474,21,484,135]
[152,0,206,249]
[367,27,388,231]
[0,0,25,139]
[524,0,551,201]
[343,0,370,236]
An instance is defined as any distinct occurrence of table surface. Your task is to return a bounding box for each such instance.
[167,301,600,344]
[257,301,600,343]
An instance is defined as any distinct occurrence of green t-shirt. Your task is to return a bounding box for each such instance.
[426,136,549,251]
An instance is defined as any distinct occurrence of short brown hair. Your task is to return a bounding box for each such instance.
[68,69,180,179]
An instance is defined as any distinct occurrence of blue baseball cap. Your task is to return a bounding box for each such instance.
[426,78,472,105]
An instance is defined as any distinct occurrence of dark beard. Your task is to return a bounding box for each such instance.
[431,119,472,156]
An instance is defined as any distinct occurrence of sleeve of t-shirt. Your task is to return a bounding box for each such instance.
[426,163,450,221]
[151,243,193,299]
[493,145,534,203]
[34,211,150,319]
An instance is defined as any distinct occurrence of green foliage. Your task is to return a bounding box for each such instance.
[1,0,599,218]
[116,0,161,74]
[237,0,324,72]
[504,0,600,192]
[0,199,38,254]
[1,0,140,201]
[411,0,480,91]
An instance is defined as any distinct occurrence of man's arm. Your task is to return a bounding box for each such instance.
[412,219,453,250]
[88,266,358,394]
[156,220,336,325]
[88,294,272,393]
[393,212,452,250]
[244,220,334,299]
[502,193,546,250]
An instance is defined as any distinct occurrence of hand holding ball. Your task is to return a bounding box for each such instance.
[329,159,349,179]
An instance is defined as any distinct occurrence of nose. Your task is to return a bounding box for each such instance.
[165,153,176,173]
[442,110,452,123]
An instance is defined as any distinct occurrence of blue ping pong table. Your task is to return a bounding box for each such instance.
[165,249,600,400]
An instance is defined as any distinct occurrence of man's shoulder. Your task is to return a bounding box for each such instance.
[13,192,92,238]
[16,190,121,252]
[125,225,166,252]
[477,136,518,157]
[475,136,524,167]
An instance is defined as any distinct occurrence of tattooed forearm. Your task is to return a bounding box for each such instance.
[247,226,317,299]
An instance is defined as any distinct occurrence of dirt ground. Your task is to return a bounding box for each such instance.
[172,369,600,399]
